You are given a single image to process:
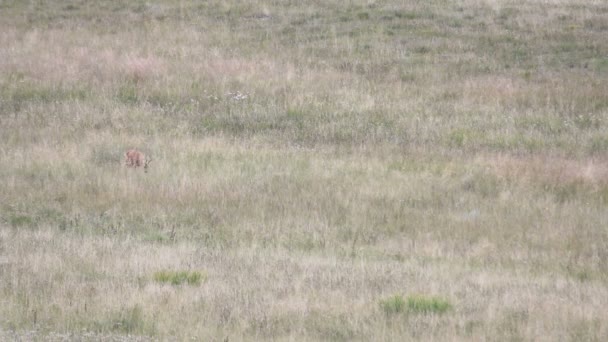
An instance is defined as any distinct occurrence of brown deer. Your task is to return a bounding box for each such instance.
[124,149,152,172]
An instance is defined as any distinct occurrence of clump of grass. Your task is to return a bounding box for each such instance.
[90,145,123,166]
[111,305,146,334]
[153,270,206,286]
[9,214,34,228]
[379,294,406,315]
[406,294,451,314]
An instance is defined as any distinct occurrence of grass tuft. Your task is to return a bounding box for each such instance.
[379,294,406,315]
[153,270,206,286]
[8,214,34,228]
[406,295,452,315]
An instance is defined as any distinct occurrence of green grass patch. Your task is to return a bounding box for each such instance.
[406,294,452,314]
[379,294,406,315]
[448,128,481,148]
[153,270,206,286]
[381,294,452,316]
[116,83,139,104]
[8,214,34,228]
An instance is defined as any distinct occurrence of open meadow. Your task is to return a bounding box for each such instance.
[1,0,608,340]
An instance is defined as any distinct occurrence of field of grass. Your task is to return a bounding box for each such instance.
[1,0,607,340]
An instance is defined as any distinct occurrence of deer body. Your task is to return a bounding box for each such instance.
[125,149,152,172]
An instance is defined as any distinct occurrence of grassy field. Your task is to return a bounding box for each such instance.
[1,0,607,340]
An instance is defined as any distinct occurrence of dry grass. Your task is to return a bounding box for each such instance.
[1,0,607,340]
[487,154,608,186]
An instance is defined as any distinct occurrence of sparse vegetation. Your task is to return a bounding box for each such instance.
[153,270,205,286]
[1,0,607,340]
[380,294,452,316]
[380,294,407,315]
[406,295,452,315]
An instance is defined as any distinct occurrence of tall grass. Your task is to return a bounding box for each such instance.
[1,0,607,340]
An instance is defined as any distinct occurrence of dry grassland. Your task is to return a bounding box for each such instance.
[1,0,607,340]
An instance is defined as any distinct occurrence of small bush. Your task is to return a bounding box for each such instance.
[380,295,406,315]
[407,294,451,314]
[153,270,206,286]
